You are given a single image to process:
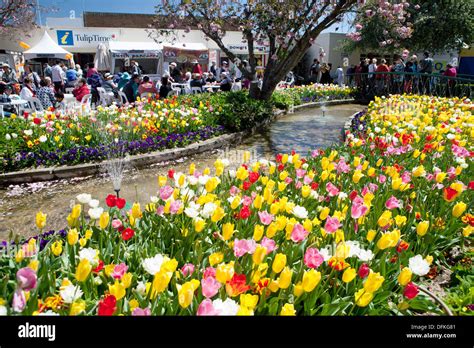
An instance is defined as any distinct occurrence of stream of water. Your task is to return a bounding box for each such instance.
[0,104,361,239]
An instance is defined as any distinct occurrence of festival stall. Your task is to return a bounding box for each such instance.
[162,42,209,75]
[107,41,163,79]
[23,32,74,62]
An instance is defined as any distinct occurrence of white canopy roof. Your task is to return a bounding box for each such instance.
[23,32,72,60]
[163,42,208,51]
[108,41,163,53]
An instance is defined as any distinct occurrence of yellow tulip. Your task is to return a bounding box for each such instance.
[377,229,400,250]
[253,195,263,209]
[252,245,267,265]
[67,228,79,246]
[416,221,429,236]
[352,170,364,183]
[109,280,126,300]
[222,223,235,241]
[131,202,142,219]
[240,294,259,310]
[293,282,304,297]
[194,218,206,232]
[152,269,173,296]
[35,212,47,229]
[121,273,133,288]
[280,303,296,316]
[209,252,224,266]
[75,259,92,282]
[302,269,321,292]
[51,241,63,256]
[277,267,292,289]
[216,262,234,284]
[452,202,466,218]
[211,206,225,222]
[253,225,264,241]
[398,267,412,286]
[69,300,86,315]
[272,253,287,274]
[377,210,392,227]
[71,204,81,219]
[342,268,357,283]
[363,272,384,293]
[366,229,377,242]
[178,280,200,308]
[355,288,374,307]
[99,212,110,229]
[319,207,330,220]
[266,223,278,238]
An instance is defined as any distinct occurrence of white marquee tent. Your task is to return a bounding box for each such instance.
[23,31,73,60]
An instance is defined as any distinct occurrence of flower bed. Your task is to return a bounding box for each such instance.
[1,94,471,316]
[272,84,355,110]
[1,86,353,173]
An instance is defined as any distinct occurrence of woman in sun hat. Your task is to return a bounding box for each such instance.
[191,59,203,76]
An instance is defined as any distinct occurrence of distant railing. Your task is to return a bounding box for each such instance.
[346,71,474,101]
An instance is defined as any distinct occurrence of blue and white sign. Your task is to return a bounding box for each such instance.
[57,30,74,46]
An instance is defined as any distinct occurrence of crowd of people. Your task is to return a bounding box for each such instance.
[346,52,458,96]
[309,59,345,86]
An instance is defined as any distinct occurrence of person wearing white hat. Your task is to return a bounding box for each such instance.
[169,62,181,83]
[191,59,203,76]
[102,72,119,96]
[1,63,18,84]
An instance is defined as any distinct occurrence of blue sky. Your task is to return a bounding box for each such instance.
[38,0,351,33]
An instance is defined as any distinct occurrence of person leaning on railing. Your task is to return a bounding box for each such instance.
[375,59,390,94]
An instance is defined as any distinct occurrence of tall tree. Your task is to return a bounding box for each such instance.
[346,0,474,54]
[0,0,39,39]
[150,0,408,100]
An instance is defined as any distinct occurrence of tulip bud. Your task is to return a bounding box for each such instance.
[272,253,287,274]
[416,221,429,236]
[398,267,412,286]
[452,202,466,218]
[277,267,292,289]
[342,267,357,283]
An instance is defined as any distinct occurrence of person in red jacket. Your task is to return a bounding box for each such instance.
[375,59,390,94]
[72,78,90,102]
[191,60,203,76]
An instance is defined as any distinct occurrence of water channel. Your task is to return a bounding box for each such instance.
[0,104,362,240]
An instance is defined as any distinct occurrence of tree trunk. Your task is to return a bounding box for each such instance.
[258,77,279,101]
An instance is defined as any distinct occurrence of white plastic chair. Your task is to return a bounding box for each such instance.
[191,87,202,94]
[0,105,4,118]
[231,82,242,91]
[167,89,179,97]
[97,87,114,107]
[25,97,44,112]
[80,93,92,104]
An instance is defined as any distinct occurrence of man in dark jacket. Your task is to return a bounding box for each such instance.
[123,74,140,103]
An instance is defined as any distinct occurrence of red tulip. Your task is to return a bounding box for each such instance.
[122,228,135,241]
[98,294,116,316]
[358,263,370,278]
[105,194,117,208]
[116,198,126,209]
[403,282,419,300]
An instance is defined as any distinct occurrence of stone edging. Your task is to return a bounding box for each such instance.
[0,99,355,186]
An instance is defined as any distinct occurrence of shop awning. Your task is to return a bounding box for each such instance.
[23,31,73,60]
[108,41,163,58]
[162,42,209,64]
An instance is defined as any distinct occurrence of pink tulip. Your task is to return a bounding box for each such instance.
[326,182,340,197]
[233,239,256,257]
[197,299,218,316]
[12,289,26,313]
[111,219,123,229]
[290,223,309,243]
[378,174,387,183]
[401,171,411,183]
[261,237,277,254]
[203,267,216,279]
[169,200,182,214]
[351,197,368,219]
[201,276,221,298]
[324,217,341,234]
[229,186,240,195]
[303,175,313,185]
[284,177,293,184]
[258,211,274,225]
[296,169,306,178]
[385,196,401,210]
[159,185,174,201]
[304,248,324,269]
[112,263,128,280]
[156,206,165,216]
[181,263,195,277]
[368,183,379,192]
[132,307,151,316]
[16,267,37,291]
[242,195,252,206]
